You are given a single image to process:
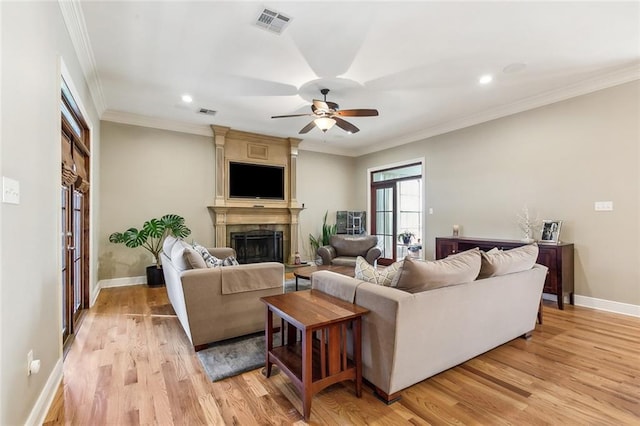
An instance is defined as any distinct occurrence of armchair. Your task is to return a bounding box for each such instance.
[317,234,381,267]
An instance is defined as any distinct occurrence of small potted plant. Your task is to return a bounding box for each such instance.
[109,214,191,286]
[398,230,414,245]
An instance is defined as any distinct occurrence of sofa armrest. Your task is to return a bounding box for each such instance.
[311,270,363,303]
[220,262,284,294]
[317,245,336,265]
[365,246,382,265]
[206,247,236,259]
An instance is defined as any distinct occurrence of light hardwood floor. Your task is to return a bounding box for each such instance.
[44,284,640,425]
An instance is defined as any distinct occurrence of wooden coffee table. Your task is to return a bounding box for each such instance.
[292,264,355,290]
[261,290,369,421]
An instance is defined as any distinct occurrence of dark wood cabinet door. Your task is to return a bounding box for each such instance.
[537,248,557,293]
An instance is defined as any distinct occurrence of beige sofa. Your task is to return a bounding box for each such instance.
[311,254,547,402]
[161,236,283,350]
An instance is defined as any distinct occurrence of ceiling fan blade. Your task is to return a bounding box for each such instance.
[327,101,339,110]
[271,113,311,119]
[334,117,360,134]
[312,99,330,112]
[336,109,379,117]
[299,121,316,134]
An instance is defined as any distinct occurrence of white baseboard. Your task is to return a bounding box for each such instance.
[98,275,146,289]
[90,284,101,307]
[573,295,640,318]
[25,357,63,426]
[543,293,639,318]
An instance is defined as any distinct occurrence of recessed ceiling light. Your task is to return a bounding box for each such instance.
[181,94,193,103]
[479,75,493,85]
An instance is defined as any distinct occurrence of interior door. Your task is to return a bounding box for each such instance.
[371,182,396,265]
[61,77,90,350]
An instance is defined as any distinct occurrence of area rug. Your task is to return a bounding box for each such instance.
[196,278,304,382]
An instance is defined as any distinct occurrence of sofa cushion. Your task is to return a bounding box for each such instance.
[355,256,402,286]
[163,235,180,257]
[395,248,481,293]
[478,243,539,278]
[170,240,193,271]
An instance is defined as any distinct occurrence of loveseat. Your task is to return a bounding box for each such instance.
[161,236,284,350]
[317,234,381,266]
[310,245,547,402]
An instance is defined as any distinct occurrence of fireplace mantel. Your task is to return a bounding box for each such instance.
[209,125,303,263]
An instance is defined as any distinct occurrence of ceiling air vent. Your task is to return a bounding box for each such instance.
[255,8,291,34]
[198,108,217,116]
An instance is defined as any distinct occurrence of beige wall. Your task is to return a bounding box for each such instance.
[355,81,640,306]
[296,150,357,260]
[99,122,214,280]
[0,2,101,424]
[98,132,358,275]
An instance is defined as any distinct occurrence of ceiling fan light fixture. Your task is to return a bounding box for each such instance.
[314,117,336,132]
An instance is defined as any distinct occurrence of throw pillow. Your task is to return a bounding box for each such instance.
[222,256,240,266]
[478,243,539,279]
[183,246,207,269]
[395,248,481,293]
[355,256,402,286]
[192,242,221,268]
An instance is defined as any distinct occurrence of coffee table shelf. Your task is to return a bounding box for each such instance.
[269,340,357,386]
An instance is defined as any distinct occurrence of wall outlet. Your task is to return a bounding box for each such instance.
[594,201,613,211]
[2,176,20,204]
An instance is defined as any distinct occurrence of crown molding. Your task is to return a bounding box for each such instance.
[99,62,639,158]
[102,110,214,137]
[58,0,106,116]
[298,139,359,157]
[354,62,640,156]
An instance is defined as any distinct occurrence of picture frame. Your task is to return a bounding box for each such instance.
[540,220,562,243]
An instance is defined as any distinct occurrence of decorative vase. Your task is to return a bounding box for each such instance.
[146,265,165,287]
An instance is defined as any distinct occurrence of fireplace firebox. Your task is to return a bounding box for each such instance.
[231,229,283,264]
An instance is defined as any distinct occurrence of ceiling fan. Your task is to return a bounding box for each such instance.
[271,88,379,134]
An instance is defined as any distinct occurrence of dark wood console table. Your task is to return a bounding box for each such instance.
[435,237,574,309]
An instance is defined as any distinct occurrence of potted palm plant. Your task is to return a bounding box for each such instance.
[309,211,337,264]
[109,213,191,286]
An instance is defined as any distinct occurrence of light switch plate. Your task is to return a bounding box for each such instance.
[2,177,20,205]
[594,201,613,211]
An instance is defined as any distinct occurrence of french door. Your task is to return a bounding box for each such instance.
[61,78,90,349]
[371,183,396,265]
[371,163,423,265]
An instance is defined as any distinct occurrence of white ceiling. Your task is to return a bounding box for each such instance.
[73,1,640,156]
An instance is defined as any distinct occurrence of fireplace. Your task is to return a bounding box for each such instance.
[231,229,283,264]
[208,125,303,264]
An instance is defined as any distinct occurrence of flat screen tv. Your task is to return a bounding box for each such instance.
[229,162,285,200]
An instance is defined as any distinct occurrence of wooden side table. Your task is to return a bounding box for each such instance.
[261,290,369,421]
